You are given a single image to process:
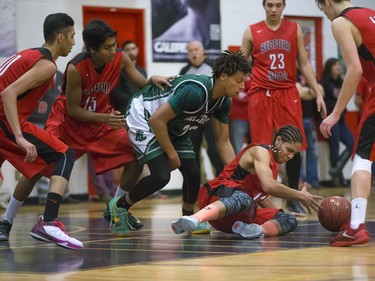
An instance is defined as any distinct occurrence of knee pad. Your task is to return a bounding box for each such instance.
[274,211,297,235]
[220,190,254,216]
[52,147,75,180]
[352,154,372,176]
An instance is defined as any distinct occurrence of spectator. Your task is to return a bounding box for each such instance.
[296,70,321,188]
[320,58,354,187]
[229,74,251,155]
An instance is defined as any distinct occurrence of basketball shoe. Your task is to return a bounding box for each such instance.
[330,223,370,247]
[30,216,84,250]
[103,200,144,230]
[171,216,199,234]
[108,197,132,236]
[0,219,12,241]
[232,221,263,239]
[286,200,306,217]
[192,221,211,234]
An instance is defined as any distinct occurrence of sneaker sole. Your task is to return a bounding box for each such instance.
[191,229,211,235]
[171,217,197,234]
[0,235,9,241]
[232,221,263,239]
[330,236,370,247]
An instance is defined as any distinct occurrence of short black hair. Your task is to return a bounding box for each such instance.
[83,20,117,52]
[211,50,251,80]
[43,13,74,44]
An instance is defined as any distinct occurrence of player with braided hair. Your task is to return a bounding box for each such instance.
[171,125,322,239]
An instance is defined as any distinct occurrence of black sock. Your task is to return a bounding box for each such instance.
[286,152,301,191]
[182,208,194,216]
[44,192,62,222]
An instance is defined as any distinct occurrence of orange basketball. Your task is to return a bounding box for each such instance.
[318,196,351,232]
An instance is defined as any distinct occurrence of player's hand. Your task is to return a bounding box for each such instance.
[148,75,176,91]
[319,112,340,138]
[16,136,37,163]
[315,95,327,119]
[299,185,323,214]
[168,152,181,171]
[105,110,126,129]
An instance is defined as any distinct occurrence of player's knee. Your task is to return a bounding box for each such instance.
[52,147,75,180]
[65,147,76,161]
[352,154,372,176]
[274,211,297,235]
[221,190,254,216]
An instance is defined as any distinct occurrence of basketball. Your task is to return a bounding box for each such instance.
[318,196,351,232]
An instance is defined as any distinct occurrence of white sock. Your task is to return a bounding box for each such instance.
[3,196,24,223]
[350,197,367,229]
[114,186,127,198]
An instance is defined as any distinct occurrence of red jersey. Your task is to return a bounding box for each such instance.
[342,7,375,85]
[0,48,54,119]
[343,7,375,117]
[46,49,137,173]
[205,144,278,202]
[249,18,298,91]
[57,49,123,115]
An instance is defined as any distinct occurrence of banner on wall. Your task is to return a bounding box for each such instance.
[152,0,221,62]
[0,0,16,57]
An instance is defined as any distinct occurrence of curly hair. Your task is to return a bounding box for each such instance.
[211,50,251,80]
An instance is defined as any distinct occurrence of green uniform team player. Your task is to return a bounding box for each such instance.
[108,50,252,236]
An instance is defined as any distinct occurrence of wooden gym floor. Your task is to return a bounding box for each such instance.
[0,187,374,281]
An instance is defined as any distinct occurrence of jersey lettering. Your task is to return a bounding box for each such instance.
[82,82,110,96]
[0,54,21,76]
[179,124,198,136]
[267,71,288,81]
[370,16,375,24]
[260,39,291,54]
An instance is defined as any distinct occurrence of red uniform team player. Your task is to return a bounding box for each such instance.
[317,0,375,247]
[171,126,322,239]
[241,0,326,216]
[0,13,83,250]
[45,20,172,230]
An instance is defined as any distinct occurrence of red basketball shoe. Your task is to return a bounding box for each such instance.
[330,223,370,247]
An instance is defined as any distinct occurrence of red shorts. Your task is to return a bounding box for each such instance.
[248,88,306,150]
[0,118,68,178]
[197,185,280,233]
[46,100,137,174]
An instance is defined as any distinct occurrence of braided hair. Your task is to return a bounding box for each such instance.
[272,125,303,144]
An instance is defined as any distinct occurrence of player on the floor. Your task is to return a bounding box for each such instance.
[171,126,322,239]
[317,0,375,246]
[108,50,251,236]
[0,13,83,250]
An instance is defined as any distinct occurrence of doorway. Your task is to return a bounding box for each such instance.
[82,6,146,69]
